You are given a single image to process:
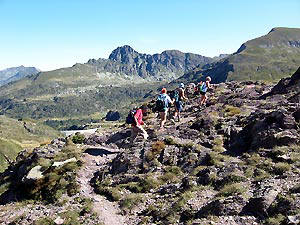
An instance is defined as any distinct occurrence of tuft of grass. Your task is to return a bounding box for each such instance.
[119,193,143,211]
[33,217,55,225]
[160,166,183,183]
[206,152,231,167]
[264,214,286,225]
[95,186,122,202]
[217,183,246,197]
[59,211,80,225]
[223,105,241,117]
[273,162,291,175]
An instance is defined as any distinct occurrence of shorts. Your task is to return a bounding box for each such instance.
[175,101,183,112]
[158,108,168,113]
[200,91,206,96]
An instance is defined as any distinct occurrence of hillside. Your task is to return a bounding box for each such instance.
[176,27,300,84]
[0,116,62,172]
[0,66,40,86]
[0,46,214,127]
[0,67,299,224]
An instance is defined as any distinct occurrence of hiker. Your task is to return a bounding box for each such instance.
[172,83,188,122]
[128,105,149,144]
[199,76,211,106]
[157,88,174,130]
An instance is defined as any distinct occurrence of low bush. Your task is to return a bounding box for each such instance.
[72,133,85,144]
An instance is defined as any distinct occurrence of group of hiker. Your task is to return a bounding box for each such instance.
[128,76,212,144]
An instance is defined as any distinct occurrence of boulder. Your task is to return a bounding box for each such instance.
[23,165,43,182]
[105,111,120,121]
[52,157,77,167]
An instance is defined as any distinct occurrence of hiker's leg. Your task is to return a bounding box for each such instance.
[200,94,205,105]
[203,94,207,104]
[160,111,167,129]
[174,106,178,120]
[136,125,148,139]
[130,126,138,143]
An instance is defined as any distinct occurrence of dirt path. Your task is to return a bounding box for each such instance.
[77,146,127,225]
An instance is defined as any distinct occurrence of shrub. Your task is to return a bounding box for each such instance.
[72,133,85,144]
[145,141,165,161]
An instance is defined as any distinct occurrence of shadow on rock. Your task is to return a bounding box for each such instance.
[84,148,119,156]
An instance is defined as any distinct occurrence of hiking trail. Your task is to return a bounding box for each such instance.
[77,146,127,225]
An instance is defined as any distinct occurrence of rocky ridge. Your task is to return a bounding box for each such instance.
[0,67,299,224]
[0,66,40,86]
[87,45,213,81]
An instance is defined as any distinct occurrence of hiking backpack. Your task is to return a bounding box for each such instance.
[200,82,208,92]
[156,94,168,112]
[126,109,137,124]
[173,90,180,102]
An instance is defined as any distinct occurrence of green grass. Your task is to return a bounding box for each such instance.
[0,138,22,172]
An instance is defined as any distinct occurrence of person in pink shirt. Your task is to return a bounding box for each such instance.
[130,105,149,144]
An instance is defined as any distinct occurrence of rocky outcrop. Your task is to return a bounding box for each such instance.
[87,45,213,81]
[262,66,300,102]
[105,111,120,121]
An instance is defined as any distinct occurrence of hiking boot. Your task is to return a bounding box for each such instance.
[170,119,176,124]
[144,133,149,140]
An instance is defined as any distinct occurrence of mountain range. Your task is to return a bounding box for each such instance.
[87,45,213,81]
[176,27,300,84]
[0,27,299,129]
[0,66,40,86]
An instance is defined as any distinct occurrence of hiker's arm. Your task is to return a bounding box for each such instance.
[182,90,188,100]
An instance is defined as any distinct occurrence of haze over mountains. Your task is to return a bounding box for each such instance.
[0,66,40,86]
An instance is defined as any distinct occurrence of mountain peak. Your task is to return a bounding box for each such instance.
[108,45,139,62]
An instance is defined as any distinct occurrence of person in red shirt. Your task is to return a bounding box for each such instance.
[130,105,149,144]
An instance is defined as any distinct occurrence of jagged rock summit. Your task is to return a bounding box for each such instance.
[88,45,213,80]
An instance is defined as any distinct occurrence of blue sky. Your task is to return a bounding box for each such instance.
[0,0,299,71]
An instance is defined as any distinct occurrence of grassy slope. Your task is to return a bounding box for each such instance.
[0,63,163,124]
[0,115,62,172]
[228,27,300,81]
[176,27,300,84]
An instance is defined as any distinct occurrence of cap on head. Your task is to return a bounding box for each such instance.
[206,76,212,82]
[179,83,184,88]
[161,88,167,94]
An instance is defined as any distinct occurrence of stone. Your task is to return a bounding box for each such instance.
[52,157,77,167]
[24,165,44,181]
[105,111,121,121]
